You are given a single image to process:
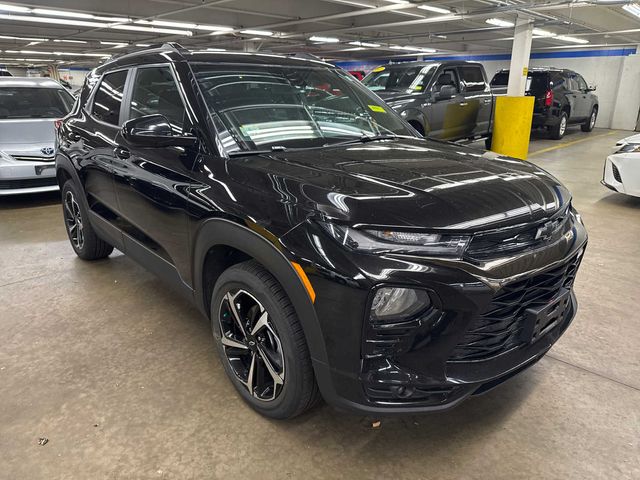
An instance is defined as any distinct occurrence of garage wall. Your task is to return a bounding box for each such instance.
[335,48,638,129]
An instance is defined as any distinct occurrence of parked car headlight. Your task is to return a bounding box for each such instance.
[617,143,640,153]
[318,222,470,258]
[370,287,431,322]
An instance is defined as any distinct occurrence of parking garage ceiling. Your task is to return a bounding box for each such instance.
[1,0,639,67]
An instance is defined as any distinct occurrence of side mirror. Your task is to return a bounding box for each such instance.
[122,114,198,148]
[588,85,597,92]
[435,84,457,101]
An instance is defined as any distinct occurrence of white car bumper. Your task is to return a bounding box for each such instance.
[0,154,58,195]
[602,153,640,198]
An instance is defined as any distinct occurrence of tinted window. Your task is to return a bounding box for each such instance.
[194,64,413,152]
[550,72,565,88]
[459,66,486,92]
[525,72,550,94]
[91,70,128,125]
[129,66,185,133]
[433,68,460,93]
[0,87,73,119]
[565,73,578,91]
[490,71,509,86]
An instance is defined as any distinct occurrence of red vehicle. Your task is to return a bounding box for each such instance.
[348,70,365,81]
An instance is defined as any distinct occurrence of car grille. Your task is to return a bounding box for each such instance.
[448,251,583,362]
[0,177,58,189]
[612,163,622,183]
[12,155,55,162]
[465,207,571,260]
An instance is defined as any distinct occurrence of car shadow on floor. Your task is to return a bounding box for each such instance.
[597,191,640,209]
[0,191,60,210]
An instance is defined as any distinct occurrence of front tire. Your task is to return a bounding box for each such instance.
[581,107,597,132]
[550,112,568,140]
[211,260,320,419]
[61,180,113,260]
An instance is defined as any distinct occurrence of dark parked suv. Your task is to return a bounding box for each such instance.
[491,67,599,139]
[55,44,587,419]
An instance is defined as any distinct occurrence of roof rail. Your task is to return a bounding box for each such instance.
[105,42,189,63]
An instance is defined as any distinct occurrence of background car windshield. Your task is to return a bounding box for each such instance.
[0,87,74,119]
[192,64,413,152]
[363,65,435,92]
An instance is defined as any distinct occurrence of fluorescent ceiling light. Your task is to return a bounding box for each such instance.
[100,41,126,45]
[0,3,31,13]
[53,39,88,44]
[0,14,192,36]
[136,19,196,28]
[532,29,557,37]
[6,49,111,58]
[555,35,589,44]
[417,5,451,14]
[206,47,226,51]
[623,3,640,17]
[0,34,47,42]
[348,41,381,47]
[136,43,151,47]
[240,29,274,36]
[486,18,514,27]
[195,25,233,32]
[310,35,340,43]
[33,8,94,19]
[111,24,193,36]
[390,45,436,52]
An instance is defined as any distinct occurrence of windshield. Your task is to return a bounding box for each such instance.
[363,64,436,93]
[0,87,74,119]
[192,63,414,152]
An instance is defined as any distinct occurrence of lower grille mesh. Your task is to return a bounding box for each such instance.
[612,163,622,183]
[448,251,582,362]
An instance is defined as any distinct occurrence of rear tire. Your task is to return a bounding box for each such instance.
[211,260,320,419]
[581,107,597,132]
[550,112,568,140]
[484,134,492,150]
[61,180,113,260]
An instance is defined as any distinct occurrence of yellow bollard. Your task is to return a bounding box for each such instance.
[490,96,535,160]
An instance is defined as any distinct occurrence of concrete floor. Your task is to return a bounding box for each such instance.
[1,128,638,479]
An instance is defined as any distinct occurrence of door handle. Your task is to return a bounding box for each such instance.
[68,131,81,142]
[483,99,492,104]
[115,146,130,159]
[459,102,469,107]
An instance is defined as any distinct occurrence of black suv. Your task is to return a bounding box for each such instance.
[56,44,587,419]
[491,67,599,139]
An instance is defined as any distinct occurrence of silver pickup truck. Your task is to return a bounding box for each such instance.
[363,60,494,146]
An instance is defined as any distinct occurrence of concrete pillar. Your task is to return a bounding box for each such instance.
[507,16,534,96]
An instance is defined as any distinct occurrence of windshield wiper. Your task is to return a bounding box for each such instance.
[228,145,287,157]
[329,134,399,147]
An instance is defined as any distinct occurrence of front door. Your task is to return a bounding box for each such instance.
[426,67,466,140]
[458,65,492,138]
[112,65,196,284]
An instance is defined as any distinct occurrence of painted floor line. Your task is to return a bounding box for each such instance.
[529,131,617,157]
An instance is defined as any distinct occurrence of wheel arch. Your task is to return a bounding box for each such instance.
[192,218,330,369]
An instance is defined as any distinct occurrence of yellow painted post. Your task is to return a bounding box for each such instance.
[491,96,535,160]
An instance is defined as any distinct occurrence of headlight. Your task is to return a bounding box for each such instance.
[370,287,431,322]
[318,222,470,257]
[617,143,640,153]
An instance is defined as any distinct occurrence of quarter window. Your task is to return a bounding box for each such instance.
[129,66,186,133]
[91,70,128,126]
[459,66,486,92]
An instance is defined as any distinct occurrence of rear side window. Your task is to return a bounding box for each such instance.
[91,70,128,125]
[525,73,550,94]
[490,71,509,86]
[129,66,186,133]
[459,66,486,92]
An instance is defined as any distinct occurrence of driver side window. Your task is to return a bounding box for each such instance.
[129,66,186,134]
[432,69,460,93]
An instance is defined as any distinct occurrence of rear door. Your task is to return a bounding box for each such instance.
[458,64,492,137]
[426,67,466,140]
[526,72,551,113]
[563,72,582,120]
[68,69,129,213]
[112,64,196,284]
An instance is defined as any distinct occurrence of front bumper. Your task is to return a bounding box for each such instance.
[602,154,640,198]
[0,156,58,195]
[280,214,588,414]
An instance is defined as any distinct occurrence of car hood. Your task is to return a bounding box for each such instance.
[225,138,571,232]
[0,119,56,158]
